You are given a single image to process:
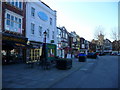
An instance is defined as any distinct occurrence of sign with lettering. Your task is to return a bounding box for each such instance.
[38,12,48,21]
[3,36,26,43]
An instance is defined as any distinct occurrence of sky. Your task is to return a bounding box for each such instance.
[41,0,118,41]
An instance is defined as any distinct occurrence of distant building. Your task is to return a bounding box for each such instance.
[112,40,120,53]
[56,26,69,58]
[89,42,97,52]
[103,39,112,54]
[70,31,80,57]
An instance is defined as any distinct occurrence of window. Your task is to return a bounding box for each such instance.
[47,29,49,38]
[31,23,35,34]
[50,18,52,25]
[5,12,22,33]
[6,14,10,25]
[31,7,35,17]
[12,1,14,6]
[52,31,54,39]
[15,1,18,7]
[10,15,14,30]
[18,19,22,33]
[15,17,18,32]
[39,26,42,36]
[6,0,23,10]
[19,2,22,9]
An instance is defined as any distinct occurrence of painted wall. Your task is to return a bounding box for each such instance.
[26,1,57,44]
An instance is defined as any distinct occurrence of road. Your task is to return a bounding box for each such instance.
[50,56,118,88]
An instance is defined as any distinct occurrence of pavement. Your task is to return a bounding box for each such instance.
[2,58,97,88]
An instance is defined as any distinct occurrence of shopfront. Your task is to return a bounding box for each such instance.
[2,33,28,64]
[26,41,42,63]
[26,42,56,63]
[46,43,57,60]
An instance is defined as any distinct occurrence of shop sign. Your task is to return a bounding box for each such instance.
[3,36,26,43]
[15,43,25,47]
[38,11,48,21]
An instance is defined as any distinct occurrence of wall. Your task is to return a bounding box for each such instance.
[26,1,57,44]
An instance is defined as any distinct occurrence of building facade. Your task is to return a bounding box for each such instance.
[56,26,69,58]
[103,39,112,54]
[26,1,57,61]
[112,40,120,53]
[2,1,28,64]
[70,31,80,57]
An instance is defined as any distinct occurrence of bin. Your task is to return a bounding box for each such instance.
[56,59,72,70]
[78,53,86,62]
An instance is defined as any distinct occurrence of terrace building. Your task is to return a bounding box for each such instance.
[26,1,57,61]
[2,1,28,64]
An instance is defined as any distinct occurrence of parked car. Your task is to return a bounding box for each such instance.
[117,53,120,56]
[99,53,105,56]
[111,52,118,56]
[87,52,97,59]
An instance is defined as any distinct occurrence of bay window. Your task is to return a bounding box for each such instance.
[5,11,22,34]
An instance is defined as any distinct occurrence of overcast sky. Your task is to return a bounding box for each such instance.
[41,0,118,41]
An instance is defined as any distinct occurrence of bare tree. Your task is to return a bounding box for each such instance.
[110,27,118,41]
[94,25,105,40]
[110,27,120,53]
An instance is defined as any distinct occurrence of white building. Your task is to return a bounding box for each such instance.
[26,1,57,61]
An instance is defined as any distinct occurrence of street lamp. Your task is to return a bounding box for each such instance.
[41,30,47,69]
[44,30,47,43]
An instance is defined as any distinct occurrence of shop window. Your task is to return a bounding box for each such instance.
[48,48,55,57]
[30,48,42,62]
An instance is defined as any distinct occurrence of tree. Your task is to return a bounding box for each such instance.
[110,27,118,41]
[110,27,120,53]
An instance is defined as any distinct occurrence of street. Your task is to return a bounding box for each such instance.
[2,56,119,88]
[50,56,118,88]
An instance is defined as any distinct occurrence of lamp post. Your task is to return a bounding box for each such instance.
[44,31,47,43]
[42,30,47,69]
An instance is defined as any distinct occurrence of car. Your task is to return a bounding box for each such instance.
[118,53,120,56]
[99,53,105,56]
[87,52,97,59]
[111,52,118,56]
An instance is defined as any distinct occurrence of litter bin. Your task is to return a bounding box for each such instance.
[78,53,86,62]
[56,59,72,70]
